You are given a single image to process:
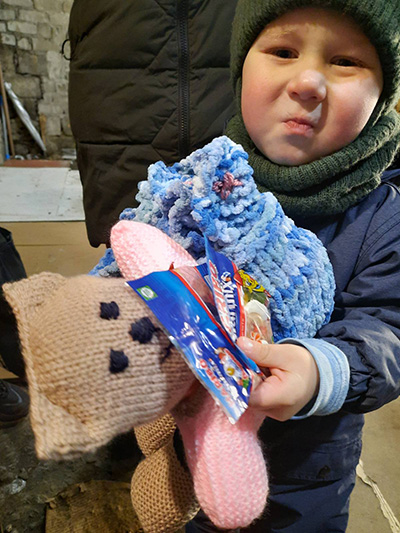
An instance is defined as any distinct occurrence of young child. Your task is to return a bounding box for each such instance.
[187,0,400,532]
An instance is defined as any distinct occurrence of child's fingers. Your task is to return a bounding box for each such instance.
[237,336,274,367]
[249,372,288,409]
[249,375,308,421]
[238,337,320,420]
[237,336,288,371]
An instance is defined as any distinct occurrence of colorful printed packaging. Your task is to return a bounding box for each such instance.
[127,238,272,423]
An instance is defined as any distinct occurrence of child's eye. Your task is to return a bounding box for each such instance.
[332,57,363,68]
[270,48,297,59]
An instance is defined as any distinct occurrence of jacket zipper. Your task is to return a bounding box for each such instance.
[177,0,190,158]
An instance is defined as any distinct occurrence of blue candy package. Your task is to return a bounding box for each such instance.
[203,238,273,344]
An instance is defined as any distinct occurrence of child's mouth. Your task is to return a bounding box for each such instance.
[284,119,315,137]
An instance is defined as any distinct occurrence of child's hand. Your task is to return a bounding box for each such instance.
[237,337,320,422]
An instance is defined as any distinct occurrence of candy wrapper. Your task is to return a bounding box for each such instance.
[203,237,273,345]
[127,238,272,423]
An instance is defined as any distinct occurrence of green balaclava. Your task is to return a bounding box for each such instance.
[226,0,400,218]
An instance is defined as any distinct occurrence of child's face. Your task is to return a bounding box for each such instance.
[241,8,384,166]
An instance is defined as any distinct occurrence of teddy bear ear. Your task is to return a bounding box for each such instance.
[2,272,66,331]
[110,220,197,280]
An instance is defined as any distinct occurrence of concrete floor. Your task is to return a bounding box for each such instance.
[1,220,399,532]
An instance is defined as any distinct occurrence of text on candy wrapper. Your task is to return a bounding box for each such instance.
[208,261,237,338]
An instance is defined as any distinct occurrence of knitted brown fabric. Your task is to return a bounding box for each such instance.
[135,412,177,455]
[132,414,199,533]
[3,273,195,460]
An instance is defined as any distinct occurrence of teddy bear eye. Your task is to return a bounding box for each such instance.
[129,317,158,343]
[100,301,120,320]
[109,349,129,373]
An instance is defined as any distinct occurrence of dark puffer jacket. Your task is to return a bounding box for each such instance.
[68,0,238,246]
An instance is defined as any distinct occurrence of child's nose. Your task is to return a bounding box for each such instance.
[287,69,327,102]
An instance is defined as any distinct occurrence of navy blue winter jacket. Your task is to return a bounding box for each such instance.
[309,171,400,413]
[259,170,400,483]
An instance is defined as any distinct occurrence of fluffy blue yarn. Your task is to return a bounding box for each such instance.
[91,136,335,341]
[89,247,120,277]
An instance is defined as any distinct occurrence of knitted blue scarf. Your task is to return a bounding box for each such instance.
[91,136,335,342]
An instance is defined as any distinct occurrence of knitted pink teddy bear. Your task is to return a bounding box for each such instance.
[111,220,269,530]
[3,220,269,532]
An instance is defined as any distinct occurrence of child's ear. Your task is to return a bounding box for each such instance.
[3,272,66,333]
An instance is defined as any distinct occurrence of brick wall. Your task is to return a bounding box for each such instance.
[0,0,74,159]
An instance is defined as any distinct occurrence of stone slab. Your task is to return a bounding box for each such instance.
[0,167,84,221]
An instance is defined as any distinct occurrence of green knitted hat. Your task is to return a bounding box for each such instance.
[231,0,400,117]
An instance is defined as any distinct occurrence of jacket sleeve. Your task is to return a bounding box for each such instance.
[316,186,400,413]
